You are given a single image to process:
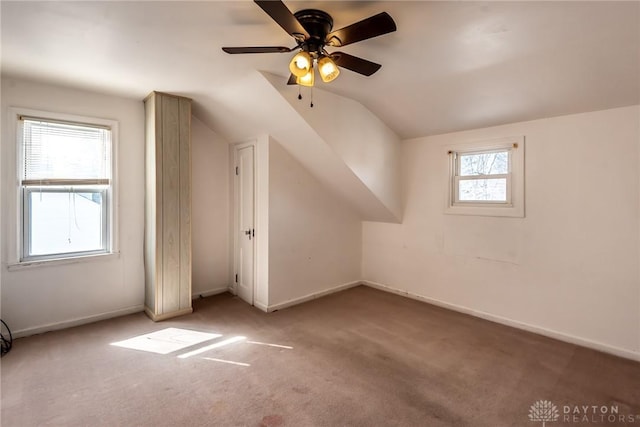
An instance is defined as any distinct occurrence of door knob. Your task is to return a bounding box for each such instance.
[245,229,252,240]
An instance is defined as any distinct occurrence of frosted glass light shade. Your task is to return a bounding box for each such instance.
[289,51,312,77]
[318,56,340,83]
[296,67,315,87]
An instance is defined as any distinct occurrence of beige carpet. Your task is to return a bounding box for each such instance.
[2,286,639,426]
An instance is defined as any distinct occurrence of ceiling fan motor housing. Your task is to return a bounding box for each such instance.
[294,9,334,56]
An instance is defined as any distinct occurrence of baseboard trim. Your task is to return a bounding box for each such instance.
[144,306,193,322]
[266,280,361,312]
[254,301,268,312]
[191,286,230,299]
[15,281,637,361]
[362,280,640,362]
[12,305,145,338]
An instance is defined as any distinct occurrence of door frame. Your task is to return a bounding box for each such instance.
[232,140,257,305]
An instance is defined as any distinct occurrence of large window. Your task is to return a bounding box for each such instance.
[18,114,115,261]
[446,136,525,217]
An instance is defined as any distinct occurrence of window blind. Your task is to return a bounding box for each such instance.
[22,118,111,183]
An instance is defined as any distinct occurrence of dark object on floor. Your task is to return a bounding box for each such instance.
[0,319,12,357]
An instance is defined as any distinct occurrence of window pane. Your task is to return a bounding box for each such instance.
[459,151,508,176]
[458,178,507,202]
[28,191,104,256]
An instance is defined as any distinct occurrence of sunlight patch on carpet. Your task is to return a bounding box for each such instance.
[177,336,246,359]
[202,357,250,367]
[246,341,293,350]
[110,328,221,355]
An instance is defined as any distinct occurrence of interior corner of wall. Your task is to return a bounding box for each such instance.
[383,208,403,224]
[389,208,403,224]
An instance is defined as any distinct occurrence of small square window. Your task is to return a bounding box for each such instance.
[446,137,525,217]
[455,149,511,204]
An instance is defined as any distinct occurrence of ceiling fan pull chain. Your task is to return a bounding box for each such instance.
[310,87,314,108]
[298,86,302,100]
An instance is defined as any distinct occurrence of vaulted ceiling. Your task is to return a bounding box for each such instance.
[2,1,638,140]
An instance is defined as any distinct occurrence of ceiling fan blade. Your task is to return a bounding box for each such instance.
[254,0,310,41]
[325,12,396,47]
[287,74,297,85]
[331,52,382,76]
[222,46,293,54]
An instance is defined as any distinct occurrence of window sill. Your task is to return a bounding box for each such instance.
[445,204,524,218]
[6,252,120,271]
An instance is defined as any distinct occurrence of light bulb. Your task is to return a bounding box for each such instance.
[289,51,312,78]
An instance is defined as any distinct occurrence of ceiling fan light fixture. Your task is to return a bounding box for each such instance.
[318,55,340,83]
[289,51,312,77]
[222,2,397,97]
[296,66,315,87]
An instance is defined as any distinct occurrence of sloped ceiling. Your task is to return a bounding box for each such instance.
[1,1,638,140]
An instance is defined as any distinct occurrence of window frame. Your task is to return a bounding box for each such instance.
[445,136,525,218]
[12,108,118,266]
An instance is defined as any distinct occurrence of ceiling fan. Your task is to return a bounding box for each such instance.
[222,0,397,87]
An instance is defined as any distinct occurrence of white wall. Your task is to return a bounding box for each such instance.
[268,138,361,307]
[1,78,145,336]
[363,105,640,359]
[191,116,229,297]
[268,73,403,222]
[0,78,233,335]
[259,71,399,223]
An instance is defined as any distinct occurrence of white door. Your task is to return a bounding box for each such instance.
[236,145,255,305]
